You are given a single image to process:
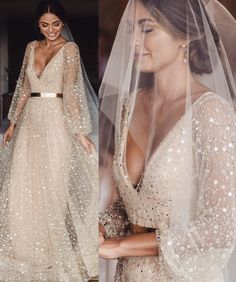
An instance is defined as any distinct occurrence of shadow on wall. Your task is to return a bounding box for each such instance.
[99,0,128,82]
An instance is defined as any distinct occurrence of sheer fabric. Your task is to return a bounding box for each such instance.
[0,41,98,281]
[99,0,236,281]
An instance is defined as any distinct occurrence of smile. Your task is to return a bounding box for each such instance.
[134,53,149,58]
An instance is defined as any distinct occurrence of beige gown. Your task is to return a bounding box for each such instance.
[0,41,98,281]
[100,92,236,281]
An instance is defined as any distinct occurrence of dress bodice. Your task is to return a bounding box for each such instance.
[112,91,235,234]
[100,85,236,282]
[113,96,186,232]
[26,41,65,93]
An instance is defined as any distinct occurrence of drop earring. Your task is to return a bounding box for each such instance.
[182,44,188,64]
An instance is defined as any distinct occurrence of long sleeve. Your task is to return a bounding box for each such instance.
[99,194,130,238]
[63,42,92,136]
[8,42,32,125]
[159,95,236,280]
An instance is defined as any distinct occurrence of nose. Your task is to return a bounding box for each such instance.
[49,25,53,32]
[134,37,140,47]
[133,28,142,48]
[134,31,140,46]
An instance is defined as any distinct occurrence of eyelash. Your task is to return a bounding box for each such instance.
[142,28,153,33]
[41,23,60,28]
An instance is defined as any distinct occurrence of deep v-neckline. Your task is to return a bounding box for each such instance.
[122,91,214,193]
[33,40,68,79]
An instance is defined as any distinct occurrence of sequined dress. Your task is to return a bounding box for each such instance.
[100,92,236,281]
[0,41,98,281]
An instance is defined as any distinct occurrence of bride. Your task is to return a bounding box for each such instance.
[0,0,98,281]
[99,0,236,281]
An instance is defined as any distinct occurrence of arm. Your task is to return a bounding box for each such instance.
[63,42,92,136]
[159,96,236,280]
[100,96,236,269]
[99,173,158,259]
[8,42,32,125]
[99,232,158,259]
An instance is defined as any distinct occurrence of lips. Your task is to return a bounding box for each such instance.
[134,53,149,58]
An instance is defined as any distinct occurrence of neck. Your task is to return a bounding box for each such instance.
[43,36,65,47]
[154,57,195,103]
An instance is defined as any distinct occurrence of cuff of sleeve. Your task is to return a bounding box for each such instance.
[8,118,17,126]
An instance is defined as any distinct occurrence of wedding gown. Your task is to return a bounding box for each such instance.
[100,92,236,281]
[0,41,98,281]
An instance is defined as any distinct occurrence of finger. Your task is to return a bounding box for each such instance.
[86,143,93,155]
[99,237,105,246]
[86,145,90,155]
[2,137,6,148]
[89,146,94,155]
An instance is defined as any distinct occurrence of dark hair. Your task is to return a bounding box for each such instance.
[139,0,221,75]
[34,0,67,38]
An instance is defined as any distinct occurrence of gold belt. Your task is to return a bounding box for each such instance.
[131,224,155,234]
[30,92,63,98]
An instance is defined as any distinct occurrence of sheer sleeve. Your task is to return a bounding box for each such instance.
[159,95,236,280]
[63,42,92,136]
[8,42,32,125]
[99,193,130,238]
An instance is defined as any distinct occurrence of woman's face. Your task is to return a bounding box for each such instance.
[38,13,64,42]
[133,1,184,73]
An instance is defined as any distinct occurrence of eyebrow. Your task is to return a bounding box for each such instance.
[40,20,61,24]
[138,18,155,25]
[126,18,154,26]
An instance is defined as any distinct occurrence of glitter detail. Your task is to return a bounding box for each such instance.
[1,41,98,280]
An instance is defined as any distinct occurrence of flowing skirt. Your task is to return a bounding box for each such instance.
[0,97,98,281]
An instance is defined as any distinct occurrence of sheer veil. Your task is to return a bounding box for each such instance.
[99,0,236,280]
[62,22,98,146]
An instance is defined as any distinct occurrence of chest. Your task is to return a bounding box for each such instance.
[26,46,64,83]
[34,47,62,75]
[126,99,187,185]
[113,108,191,227]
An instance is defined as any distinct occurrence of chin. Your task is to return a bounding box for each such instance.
[134,58,155,72]
[135,63,155,73]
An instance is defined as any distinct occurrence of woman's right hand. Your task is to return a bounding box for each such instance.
[75,133,96,155]
[2,123,15,147]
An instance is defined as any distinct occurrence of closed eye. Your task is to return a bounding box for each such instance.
[142,28,153,33]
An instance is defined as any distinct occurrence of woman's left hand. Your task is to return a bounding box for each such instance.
[99,237,122,260]
[76,133,96,154]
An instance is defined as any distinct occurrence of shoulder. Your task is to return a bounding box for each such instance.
[193,92,236,133]
[63,41,80,54]
[20,41,35,62]
[194,92,234,118]
[25,40,36,51]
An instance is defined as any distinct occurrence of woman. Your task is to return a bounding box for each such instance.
[0,0,98,280]
[99,0,236,281]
